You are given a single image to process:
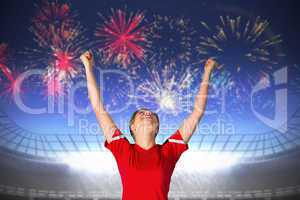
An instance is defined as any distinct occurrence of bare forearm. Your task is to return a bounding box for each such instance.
[179,71,212,143]
[179,59,216,143]
[85,68,105,113]
[179,111,201,143]
[85,67,116,135]
[193,69,212,116]
[81,51,117,140]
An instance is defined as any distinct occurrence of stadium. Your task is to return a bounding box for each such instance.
[0,0,300,200]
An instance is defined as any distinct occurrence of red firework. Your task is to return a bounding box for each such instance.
[0,75,20,97]
[31,1,79,48]
[95,9,148,67]
[44,74,64,97]
[0,64,14,83]
[0,43,14,83]
[28,1,86,97]
[53,49,78,81]
[0,43,20,97]
[41,49,77,97]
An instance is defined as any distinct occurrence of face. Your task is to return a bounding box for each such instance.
[130,109,159,138]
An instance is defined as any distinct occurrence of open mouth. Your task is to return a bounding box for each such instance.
[143,116,153,120]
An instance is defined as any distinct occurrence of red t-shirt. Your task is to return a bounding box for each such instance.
[104,128,188,200]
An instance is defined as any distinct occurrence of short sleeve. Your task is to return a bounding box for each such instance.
[104,129,131,163]
[161,129,189,164]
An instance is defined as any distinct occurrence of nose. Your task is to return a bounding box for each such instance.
[144,111,152,117]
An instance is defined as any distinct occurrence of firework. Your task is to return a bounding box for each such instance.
[0,43,20,97]
[0,64,18,96]
[197,16,284,68]
[196,16,284,112]
[102,70,134,113]
[31,1,80,48]
[95,9,149,67]
[44,72,65,97]
[94,52,142,81]
[135,62,200,116]
[147,15,196,66]
[53,49,80,82]
[26,1,87,97]
[0,64,14,83]
[0,44,13,81]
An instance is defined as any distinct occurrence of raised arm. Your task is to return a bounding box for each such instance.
[80,51,117,143]
[179,59,217,143]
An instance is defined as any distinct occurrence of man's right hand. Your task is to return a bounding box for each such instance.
[204,58,218,73]
[80,50,94,70]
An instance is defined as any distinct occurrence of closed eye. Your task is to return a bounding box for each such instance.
[138,111,145,116]
[138,110,152,116]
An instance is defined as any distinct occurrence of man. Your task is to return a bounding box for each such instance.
[80,51,216,200]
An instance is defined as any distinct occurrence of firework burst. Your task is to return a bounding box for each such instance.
[0,43,21,97]
[147,15,196,66]
[43,72,65,97]
[197,16,284,69]
[102,70,134,113]
[196,16,284,111]
[30,1,80,48]
[51,48,80,82]
[24,47,83,98]
[95,9,149,68]
[0,44,14,83]
[25,1,87,97]
[135,62,200,116]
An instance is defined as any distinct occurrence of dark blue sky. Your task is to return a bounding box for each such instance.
[0,0,299,138]
[0,0,300,162]
[0,0,299,63]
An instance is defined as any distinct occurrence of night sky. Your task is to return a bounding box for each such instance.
[0,0,299,149]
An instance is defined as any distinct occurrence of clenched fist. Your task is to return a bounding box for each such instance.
[80,50,94,70]
[204,58,218,72]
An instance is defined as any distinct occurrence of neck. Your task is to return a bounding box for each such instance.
[135,133,156,150]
